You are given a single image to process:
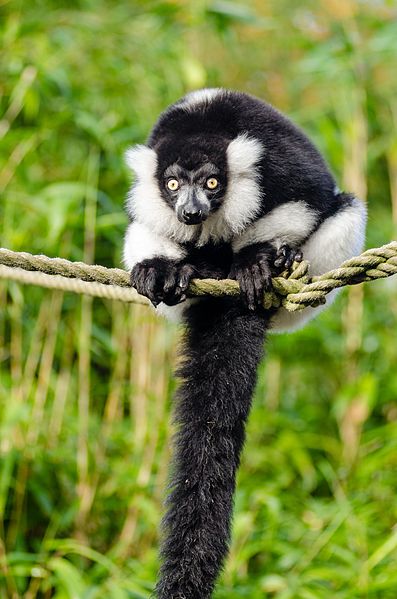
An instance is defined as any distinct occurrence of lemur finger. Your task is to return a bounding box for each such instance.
[258,260,273,290]
[274,256,286,269]
[285,248,303,269]
[284,254,294,270]
[294,250,303,262]
[275,243,295,270]
[144,267,163,306]
[274,243,287,265]
[274,244,303,271]
[240,269,256,311]
[162,275,184,306]
[163,268,177,294]
[178,265,195,291]
[251,264,265,306]
[162,265,195,306]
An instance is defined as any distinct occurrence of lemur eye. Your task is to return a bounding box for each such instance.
[206,177,218,190]
[167,178,179,191]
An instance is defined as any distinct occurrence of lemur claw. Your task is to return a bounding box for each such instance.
[274,244,303,272]
[131,258,195,306]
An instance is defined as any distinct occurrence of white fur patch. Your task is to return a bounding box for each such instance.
[270,198,367,333]
[125,145,157,179]
[300,198,367,277]
[233,201,318,252]
[125,145,199,243]
[156,299,198,322]
[180,88,222,110]
[123,222,186,270]
[212,134,265,238]
[227,134,264,175]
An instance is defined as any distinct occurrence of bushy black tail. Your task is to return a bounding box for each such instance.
[156,297,270,599]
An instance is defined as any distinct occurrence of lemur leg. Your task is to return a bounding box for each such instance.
[230,201,319,310]
[270,198,367,333]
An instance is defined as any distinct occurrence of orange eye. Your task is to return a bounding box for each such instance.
[167,179,179,191]
[206,177,218,190]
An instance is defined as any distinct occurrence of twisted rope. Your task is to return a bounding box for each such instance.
[0,242,396,311]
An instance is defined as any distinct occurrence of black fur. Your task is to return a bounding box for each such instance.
[156,298,270,599]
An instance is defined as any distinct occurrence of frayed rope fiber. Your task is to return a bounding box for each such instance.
[0,242,396,312]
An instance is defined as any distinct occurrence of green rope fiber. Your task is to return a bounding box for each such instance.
[0,242,396,311]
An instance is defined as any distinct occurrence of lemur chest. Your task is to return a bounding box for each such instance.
[181,241,233,280]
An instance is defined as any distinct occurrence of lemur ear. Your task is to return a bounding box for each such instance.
[125,145,157,178]
[227,134,264,176]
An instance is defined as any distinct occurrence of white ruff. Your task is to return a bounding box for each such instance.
[223,135,264,233]
[194,135,265,245]
[125,145,198,243]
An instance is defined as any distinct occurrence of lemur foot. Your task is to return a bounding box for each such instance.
[274,243,303,272]
[131,258,195,307]
[229,244,273,311]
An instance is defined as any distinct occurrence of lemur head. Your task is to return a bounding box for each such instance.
[154,135,229,225]
[125,89,265,233]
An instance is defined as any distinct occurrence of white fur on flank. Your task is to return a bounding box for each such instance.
[180,88,222,110]
[270,198,367,333]
[156,299,198,322]
[232,201,318,252]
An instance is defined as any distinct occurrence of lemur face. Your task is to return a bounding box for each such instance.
[155,135,229,225]
[160,161,227,225]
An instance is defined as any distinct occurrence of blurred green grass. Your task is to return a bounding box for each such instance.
[1,1,397,597]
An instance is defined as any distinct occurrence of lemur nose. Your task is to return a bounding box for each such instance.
[182,209,202,223]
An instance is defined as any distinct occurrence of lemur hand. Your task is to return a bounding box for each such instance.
[229,243,274,311]
[131,258,195,307]
[229,242,303,310]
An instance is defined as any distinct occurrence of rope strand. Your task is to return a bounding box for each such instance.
[0,242,396,311]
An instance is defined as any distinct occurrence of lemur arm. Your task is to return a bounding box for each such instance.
[230,201,318,309]
[230,196,367,323]
[124,221,196,306]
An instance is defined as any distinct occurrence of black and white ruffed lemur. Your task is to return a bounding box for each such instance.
[123,89,367,598]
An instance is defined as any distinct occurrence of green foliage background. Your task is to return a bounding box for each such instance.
[1,1,397,597]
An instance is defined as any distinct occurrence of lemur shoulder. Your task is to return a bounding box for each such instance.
[123,88,367,599]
